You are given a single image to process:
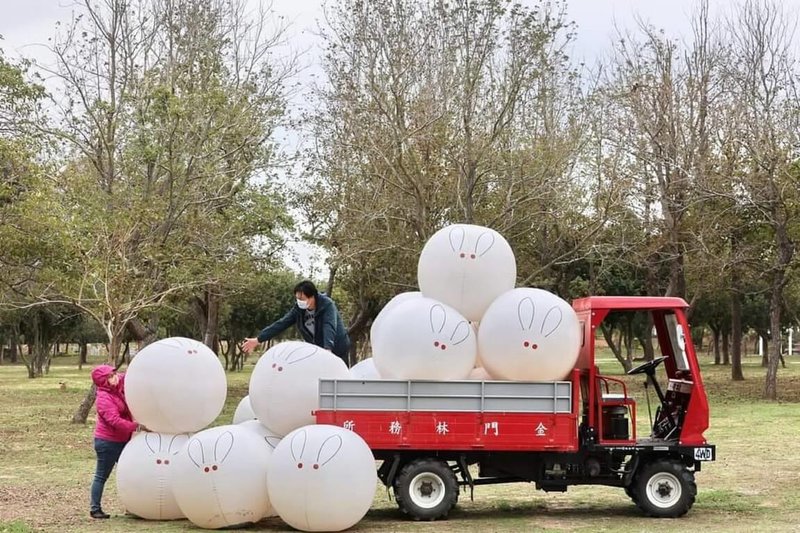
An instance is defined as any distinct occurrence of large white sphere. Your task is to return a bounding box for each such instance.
[232,395,256,424]
[372,297,477,380]
[170,425,273,529]
[478,288,580,381]
[349,357,380,379]
[418,224,516,322]
[268,425,377,532]
[239,420,283,450]
[369,292,421,349]
[468,367,494,380]
[116,432,188,520]
[249,342,350,436]
[125,337,226,434]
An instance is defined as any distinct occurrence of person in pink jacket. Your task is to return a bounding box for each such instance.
[89,364,139,519]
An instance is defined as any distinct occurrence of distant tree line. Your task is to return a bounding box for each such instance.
[1,0,798,402]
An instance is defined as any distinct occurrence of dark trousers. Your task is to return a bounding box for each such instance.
[90,437,127,512]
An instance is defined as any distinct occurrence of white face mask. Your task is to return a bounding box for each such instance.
[296,299,309,310]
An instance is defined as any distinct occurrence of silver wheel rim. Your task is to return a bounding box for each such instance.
[409,472,446,509]
[646,471,682,509]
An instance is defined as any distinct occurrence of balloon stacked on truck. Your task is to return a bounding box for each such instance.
[372,224,581,381]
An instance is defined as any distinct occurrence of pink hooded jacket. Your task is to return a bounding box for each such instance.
[92,365,138,443]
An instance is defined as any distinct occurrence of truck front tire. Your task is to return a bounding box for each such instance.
[633,459,696,518]
[393,458,459,521]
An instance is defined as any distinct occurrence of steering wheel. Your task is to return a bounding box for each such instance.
[627,356,669,375]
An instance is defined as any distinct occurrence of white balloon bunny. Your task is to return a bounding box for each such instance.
[479,288,581,381]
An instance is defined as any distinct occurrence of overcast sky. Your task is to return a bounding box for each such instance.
[1,0,798,276]
[7,0,796,66]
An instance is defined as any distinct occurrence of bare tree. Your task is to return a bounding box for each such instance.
[723,0,799,399]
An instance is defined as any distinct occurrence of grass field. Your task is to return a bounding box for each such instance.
[1,351,799,533]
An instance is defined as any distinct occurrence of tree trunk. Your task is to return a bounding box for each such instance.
[203,290,220,354]
[730,290,744,380]
[722,332,730,366]
[72,384,97,424]
[79,342,88,369]
[9,326,19,363]
[326,267,337,297]
[765,245,792,398]
[712,328,721,365]
[601,324,632,373]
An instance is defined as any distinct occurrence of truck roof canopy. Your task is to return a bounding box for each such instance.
[572,296,689,312]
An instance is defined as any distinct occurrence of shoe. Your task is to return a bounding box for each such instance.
[90,510,110,519]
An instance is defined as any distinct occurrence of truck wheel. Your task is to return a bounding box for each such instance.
[633,459,696,518]
[394,458,459,521]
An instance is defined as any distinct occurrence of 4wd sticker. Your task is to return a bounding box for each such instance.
[693,447,714,461]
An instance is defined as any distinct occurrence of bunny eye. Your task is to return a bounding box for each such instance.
[204,467,210,473]
[532,344,538,350]
[272,363,276,368]
[440,344,447,350]
[313,464,319,470]
[297,462,303,469]
[433,341,440,347]
[459,252,465,258]
[523,341,530,347]
[470,254,476,259]
[278,366,283,372]
[164,460,170,465]
[212,465,218,471]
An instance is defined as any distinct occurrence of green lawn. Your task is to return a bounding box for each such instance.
[1,351,799,532]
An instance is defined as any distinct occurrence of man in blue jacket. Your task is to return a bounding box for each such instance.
[241,280,352,367]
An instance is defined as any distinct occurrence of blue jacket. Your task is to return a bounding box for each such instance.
[256,293,351,366]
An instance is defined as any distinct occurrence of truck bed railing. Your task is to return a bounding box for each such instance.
[319,379,573,413]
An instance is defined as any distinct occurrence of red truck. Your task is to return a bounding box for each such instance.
[315,296,715,520]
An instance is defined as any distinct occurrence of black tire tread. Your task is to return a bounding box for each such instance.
[393,458,459,521]
[633,459,696,518]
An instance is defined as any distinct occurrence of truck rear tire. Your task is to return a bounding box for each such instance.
[633,459,696,518]
[394,458,459,521]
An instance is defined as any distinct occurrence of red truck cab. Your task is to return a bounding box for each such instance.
[315,296,715,520]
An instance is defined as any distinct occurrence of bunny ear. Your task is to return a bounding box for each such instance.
[214,431,234,464]
[187,438,205,468]
[290,430,307,462]
[449,321,471,345]
[429,305,446,334]
[168,434,189,455]
[144,432,161,454]
[264,436,282,450]
[448,226,466,252]
[286,344,318,365]
[316,435,343,467]
[541,306,563,338]
[474,232,496,257]
[518,298,535,331]
[160,338,183,350]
